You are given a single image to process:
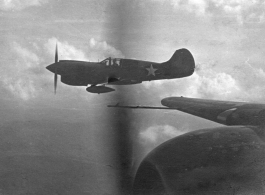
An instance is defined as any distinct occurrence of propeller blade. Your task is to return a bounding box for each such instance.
[54,43,58,94]
[55,43,58,63]
[54,71,57,94]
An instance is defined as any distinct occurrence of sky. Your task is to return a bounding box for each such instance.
[1,0,265,194]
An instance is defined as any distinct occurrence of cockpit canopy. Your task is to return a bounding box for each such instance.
[101,58,121,66]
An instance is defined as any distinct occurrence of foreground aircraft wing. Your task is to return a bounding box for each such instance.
[109,97,265,126]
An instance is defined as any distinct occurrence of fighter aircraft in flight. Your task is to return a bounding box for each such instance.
[46,45,195,94]
[108,96,265,126]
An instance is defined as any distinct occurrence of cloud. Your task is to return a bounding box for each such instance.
[13,42,40,68]
[44,37,124,62]
[151,0,208,15]
[139,125,185,153]
[88,38,124,61]
[142,58,265,102]
[0,0,48,11]
[44,37,88,61]
[171,0,209,15]
[140,125,182,143]
[231,58,265,101]
[152,0,265,24]
[2,77,36,101]
[142,62,239,100]
[0,42,41,100]
[211,0,265,24]
[183,62,241,100]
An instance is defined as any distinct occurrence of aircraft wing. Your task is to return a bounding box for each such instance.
[109,97,265,126]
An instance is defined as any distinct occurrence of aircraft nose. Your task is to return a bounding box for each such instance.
[46,63,57,73]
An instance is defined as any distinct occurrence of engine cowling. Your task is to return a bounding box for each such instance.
[133,126,265,194]
[218,108,265,126]
[61,74,87,86]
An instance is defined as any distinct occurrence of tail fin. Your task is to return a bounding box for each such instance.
[165,48,195,76]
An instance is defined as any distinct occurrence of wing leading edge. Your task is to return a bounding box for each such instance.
[107,103,173,110]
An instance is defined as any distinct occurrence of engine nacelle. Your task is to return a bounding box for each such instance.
[133,126,265,194]
[217,108,265,126]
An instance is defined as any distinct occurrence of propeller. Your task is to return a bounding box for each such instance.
[54,70,57,94]
[54,43,58,94]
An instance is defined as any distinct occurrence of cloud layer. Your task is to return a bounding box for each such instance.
[0,0,48,11]
[152,0,265,24]
[0,42,40,100]
[142,58,265,102]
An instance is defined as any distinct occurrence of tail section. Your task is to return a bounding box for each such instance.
[164,48,195,77]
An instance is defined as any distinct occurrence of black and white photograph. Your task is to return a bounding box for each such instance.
[1,0,265,194]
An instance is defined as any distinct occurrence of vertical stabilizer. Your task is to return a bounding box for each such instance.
[164,48,195,77]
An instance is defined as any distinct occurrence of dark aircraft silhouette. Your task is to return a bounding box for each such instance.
[109,97,265,194]
[46,45,195,94]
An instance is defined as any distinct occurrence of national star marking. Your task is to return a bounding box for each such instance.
[146,64,158,76]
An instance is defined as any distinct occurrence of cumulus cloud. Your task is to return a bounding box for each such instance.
[88,38,124,61]
[171,0,208,15]
[183,62,241,100]
[0,0,48,11]
[152,0,265,24]
[0,42,40,100]
[211,0,265,24]
[44,37,124,62]
[151,0,208,15]
[45,37,88,61]
[231,58,265,101]
[13,42,40,68]
[142,61,240,100]
[142,58,265,102]
[139,125,185,153]
[2,77,36,101]
[140,125,182,143]
[181,59,265,102]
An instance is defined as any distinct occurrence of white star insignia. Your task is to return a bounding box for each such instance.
[146,64,158,76]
